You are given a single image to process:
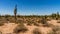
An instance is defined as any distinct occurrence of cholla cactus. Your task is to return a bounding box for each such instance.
[14,5,17,22]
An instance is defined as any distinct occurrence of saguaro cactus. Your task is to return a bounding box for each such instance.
[14,5,17,22]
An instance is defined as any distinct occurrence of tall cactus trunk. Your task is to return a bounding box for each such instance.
[15,12,17,21]
[14,5,17,23]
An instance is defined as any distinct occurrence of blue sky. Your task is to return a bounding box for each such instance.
[0,0,60,15]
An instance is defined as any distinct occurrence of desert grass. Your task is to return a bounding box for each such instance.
[32,28,42,34]
[13,23,28,34]
[48,26,60,34]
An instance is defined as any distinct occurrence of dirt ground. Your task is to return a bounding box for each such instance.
[0,19,60,34]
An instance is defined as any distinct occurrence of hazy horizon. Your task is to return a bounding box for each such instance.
[0,0,60,15]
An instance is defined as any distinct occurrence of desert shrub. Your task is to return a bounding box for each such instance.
[33,23,40,26]
[40,17,47,24]
[46,17,51,21]
[13,24,28,34]
[16,20,22,24]
[48,26,60,34]
[6,33,12,34]
[27,23,32,26]
[37,20,41,23]
[57,21,60,23]
[57,20,60,23]
[27,21,33,26]
[40,17,50,27]
[32,28,42,34]
[16,20,25,24]
[44,15,47,19]
[0,31,2,34]
[0,22,4,26]
[56,17,58,20]
[4,15,10,22]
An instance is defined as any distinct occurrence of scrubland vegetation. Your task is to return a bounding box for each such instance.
[0,12,60,34]
[0,5,60,34]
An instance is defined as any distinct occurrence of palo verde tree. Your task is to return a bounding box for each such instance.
[14,5,17,22]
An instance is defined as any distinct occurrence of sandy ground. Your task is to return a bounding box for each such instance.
[0,23,18,34]
[0,20,60,34]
